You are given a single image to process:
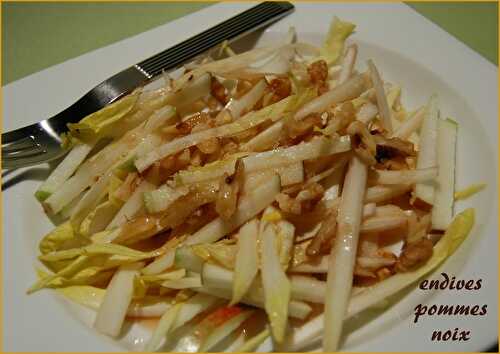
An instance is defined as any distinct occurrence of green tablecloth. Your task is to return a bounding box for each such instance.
[2,2,497,86]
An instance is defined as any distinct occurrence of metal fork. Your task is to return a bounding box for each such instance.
[2,2,294,170]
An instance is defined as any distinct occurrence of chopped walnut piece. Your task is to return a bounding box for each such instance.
[276,193,302,214]
[323,101,356,135]
[191,149,204,167]
[269,77,292,102]
[296,182,324,203]
[308,60,328,84]
[396,238,433,272]
[308,60,329,95]
[306,207,338,256]
[375,156,409,171]
[211,76,228,105]
[374,135,416,163]
[354,265,377,278]
[317,82,329,95]
[158,149,191,180]
[285,113,323,140]
[276,182,324,215]
[171,112,212,135]
[347,121,377,165]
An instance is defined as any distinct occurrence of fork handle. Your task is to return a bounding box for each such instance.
[136,2,295,78]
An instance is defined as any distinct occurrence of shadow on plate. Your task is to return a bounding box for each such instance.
[1,158,62,191]
[341,284,416,345]
[297,284,419,352]
[485,342,499,352]
[230,27,266,53]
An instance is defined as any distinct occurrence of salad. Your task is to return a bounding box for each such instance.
[30,17,479,352]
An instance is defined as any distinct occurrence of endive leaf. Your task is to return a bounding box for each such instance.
[319,17,356,65]
[67,94,139,143]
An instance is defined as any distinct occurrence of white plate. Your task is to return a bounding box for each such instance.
[3,2,498,352]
